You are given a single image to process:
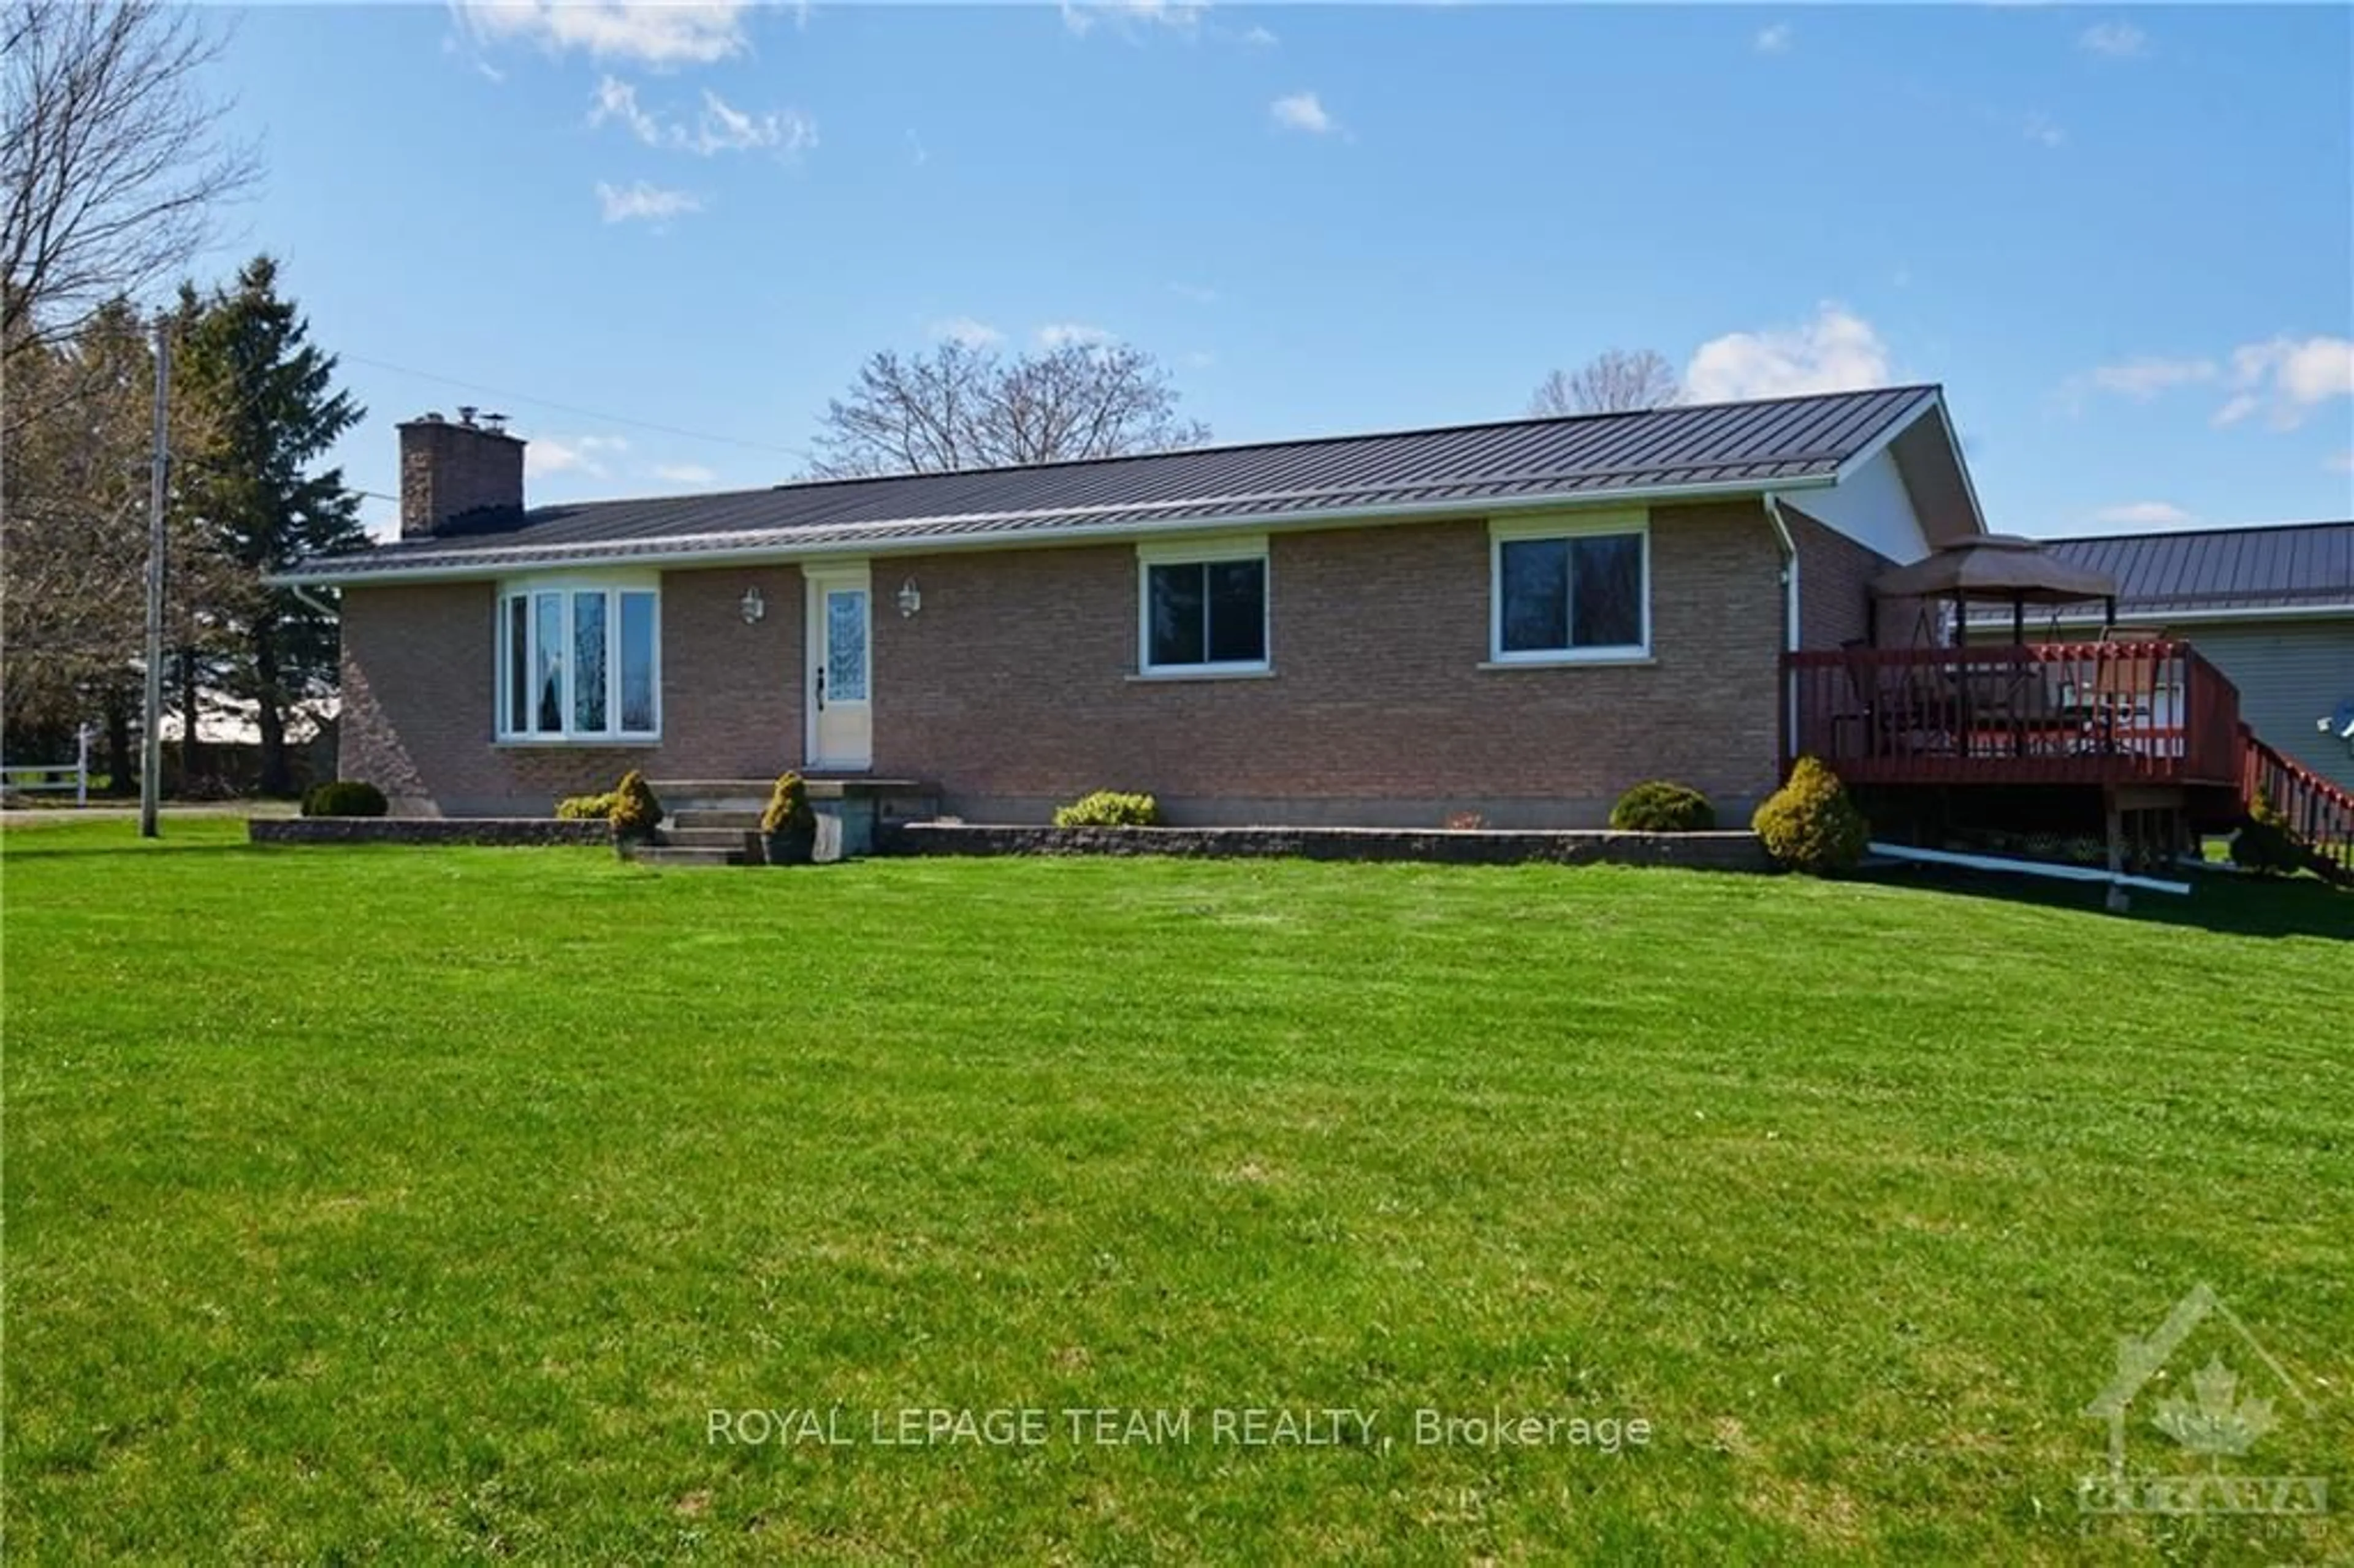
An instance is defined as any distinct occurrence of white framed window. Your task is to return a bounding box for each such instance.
[495,574,661,741]
[1488,509,1650,664]
[1137,536,1270,675]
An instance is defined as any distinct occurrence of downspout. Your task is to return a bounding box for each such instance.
[1762,494,1800,774]
[289,582,339,620]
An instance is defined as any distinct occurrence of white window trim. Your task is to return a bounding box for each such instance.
[495,571,663,743]
[1487,509,1652,665]
[1136,535,1272,676]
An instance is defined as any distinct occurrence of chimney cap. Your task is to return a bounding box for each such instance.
[398,410,522,441]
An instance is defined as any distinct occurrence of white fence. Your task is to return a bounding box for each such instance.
[1,726,94,807]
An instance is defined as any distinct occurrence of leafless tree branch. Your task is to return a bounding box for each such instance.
[810,340,1209,478]
[2,0,259,376]
[1529,348,1683,416]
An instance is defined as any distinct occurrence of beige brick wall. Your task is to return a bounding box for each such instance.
[341,503,1788,823]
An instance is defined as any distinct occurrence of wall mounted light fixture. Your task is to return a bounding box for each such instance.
[896,577,923,618]
[740,585,766,625]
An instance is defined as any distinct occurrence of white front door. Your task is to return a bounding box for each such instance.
[805,563,873,771]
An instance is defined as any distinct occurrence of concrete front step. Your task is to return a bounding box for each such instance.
[628,844,745,868]
[652,777,941,859]
[672,809,763,831]
[664,825,761,852]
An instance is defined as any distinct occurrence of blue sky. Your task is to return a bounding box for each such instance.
[201,3,2352,540]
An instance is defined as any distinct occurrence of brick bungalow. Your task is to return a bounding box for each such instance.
[278,385,1986,825]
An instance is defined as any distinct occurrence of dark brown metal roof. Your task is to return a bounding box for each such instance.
[2036,520,2354,616]
[284,384,1940,581]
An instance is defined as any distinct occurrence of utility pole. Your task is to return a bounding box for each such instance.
[140,315,170,839]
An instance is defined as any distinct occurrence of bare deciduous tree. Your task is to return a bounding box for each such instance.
[0,297,234,779]
[1529,348,1684,416]
[810,340,1209,478]
[2,0,259,375]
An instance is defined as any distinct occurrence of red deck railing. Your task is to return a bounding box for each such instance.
[1783,641,2244,788]
[2241,725,2354,878]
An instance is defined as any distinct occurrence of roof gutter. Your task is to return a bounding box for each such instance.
[1965,603,2354,630]
[270,472,1842,588]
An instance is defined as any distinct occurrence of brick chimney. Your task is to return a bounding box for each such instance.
[398,408,525,538]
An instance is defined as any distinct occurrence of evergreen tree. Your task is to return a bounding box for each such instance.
[173,256,365,795]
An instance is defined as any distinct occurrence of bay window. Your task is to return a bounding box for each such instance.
[1490,511,1650,663]
[496,578,661,740]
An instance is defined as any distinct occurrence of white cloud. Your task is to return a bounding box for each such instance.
[2078,22,2148,59]
[1061,0,1204,37]
[1684,303,1893,403]
[1271,91,1336,135]
[907,128,929,167]
[590,77,815,157]
[929,317,1004,349]
[589,75,663,143]
[1240,24,1278,47]
[455,1,749,66]
[2214,335,2354,429]
[595,180,702,224]
[1169,281,1220,305]
[653,462,718,485]
[1038,322,1114,350]
[1182,349,1216,370]
[2019,112,2066,148]
[2087,356,2218,400]
[694,90,816,155]
[1754,23,1792,54]
[528,434,630,479]
[2093,501,2196,528]
[2326,450,2354,475]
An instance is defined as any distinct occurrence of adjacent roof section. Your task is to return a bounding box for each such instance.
[284,384,1958,583]
[1975,520,2354,621]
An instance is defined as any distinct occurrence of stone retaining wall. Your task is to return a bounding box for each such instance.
[888,823,1771,871]
[250,818,610,848]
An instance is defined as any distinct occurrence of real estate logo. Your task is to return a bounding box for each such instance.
[2078,1282,2329,1521]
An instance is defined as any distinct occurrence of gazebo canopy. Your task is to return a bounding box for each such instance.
[1872,534,2117,605]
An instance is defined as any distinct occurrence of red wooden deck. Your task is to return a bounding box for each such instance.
[1783,641,2244,789]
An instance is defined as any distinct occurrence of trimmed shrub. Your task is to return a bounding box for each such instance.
[1053,790,1160,828]
[609,771,663,842]
[2231,796,2307,877]
[555,791,618,820]
[760,773,817,835]
[300,780,388,818]
[1609,780,1717,833]
[1751,756,1868,875]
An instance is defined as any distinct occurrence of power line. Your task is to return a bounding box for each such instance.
[337,352,813,463]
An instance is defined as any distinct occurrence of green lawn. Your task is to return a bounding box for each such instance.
[4,820,2348,1564]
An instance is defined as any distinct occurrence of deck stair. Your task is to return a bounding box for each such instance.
[2240,726,2354,886]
